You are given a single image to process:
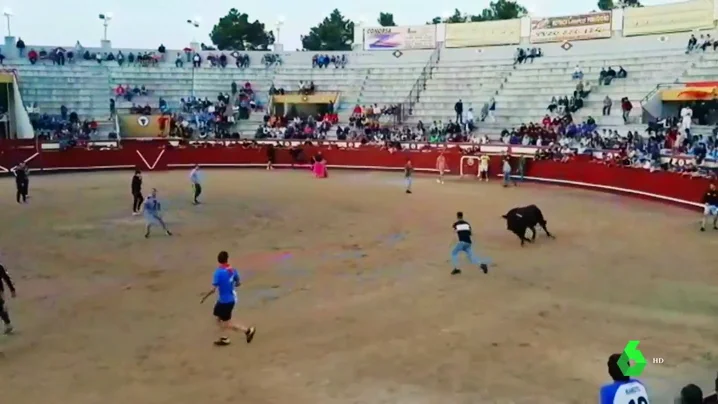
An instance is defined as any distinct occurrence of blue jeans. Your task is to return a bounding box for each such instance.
[405,177,412,190]
[451,241,485,268]
[503,170,512,185]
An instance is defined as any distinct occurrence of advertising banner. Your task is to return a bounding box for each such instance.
[623,0,714,36]
[530,12,612,43]
[661,82,718,101]
[363,25,437,50]
[445,19,521,48]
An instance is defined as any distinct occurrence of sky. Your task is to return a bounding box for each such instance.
[3,0,682,51]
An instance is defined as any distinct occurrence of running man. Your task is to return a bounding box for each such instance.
[0,262,16,334]
[450,211,489,276]
[700,183,718,232]
[436,152,447,184]
[404,159,413,194]
[143,188,172,238]
[200,251,256,346]
[190,164,202,205]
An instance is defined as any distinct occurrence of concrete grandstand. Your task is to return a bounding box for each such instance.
[0,0,716,152]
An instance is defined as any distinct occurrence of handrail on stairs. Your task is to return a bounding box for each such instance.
[400,47,441,124]
[640,82,696,106]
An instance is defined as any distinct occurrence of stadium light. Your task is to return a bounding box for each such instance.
[99,12,113,41]
[275,16,285,44]
[186,16,201,43]
[2,7,13,37]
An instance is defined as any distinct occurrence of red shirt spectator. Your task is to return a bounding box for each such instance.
[244,82,253,93]
[541,115,552,128]
[115,85,125,97]
[28,49,38,61]
[352,104,362,116]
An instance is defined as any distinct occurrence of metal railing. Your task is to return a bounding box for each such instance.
[400,47,441,123]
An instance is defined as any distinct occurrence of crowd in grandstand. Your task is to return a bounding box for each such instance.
[312,54,347,68]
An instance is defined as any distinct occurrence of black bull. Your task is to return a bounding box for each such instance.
[502,205,555,246]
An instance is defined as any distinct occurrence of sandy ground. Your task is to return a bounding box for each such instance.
[0,169,716,404]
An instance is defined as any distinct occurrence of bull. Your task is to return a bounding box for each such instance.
[501,205,555,246]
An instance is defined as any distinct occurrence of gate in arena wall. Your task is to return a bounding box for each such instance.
[0,72,15,139]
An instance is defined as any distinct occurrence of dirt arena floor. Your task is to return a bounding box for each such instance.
[0,169,716,403]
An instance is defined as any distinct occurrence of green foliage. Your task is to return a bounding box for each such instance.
[378,12,396,27]
[427,0,528,24]
[209,9,275,51]
[301,9,354,51]
[598,0,642,10]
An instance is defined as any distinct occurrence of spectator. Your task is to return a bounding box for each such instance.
[28,49,38,65]
[158,44,166,58]
[513,47,525,65]
[480,102,489,122]
[192,53,201,68]
[677,384,704,404]
[621,97,632,124]
[262,53,281,67]
[463,108,475,133]
[0,50,4,65]
[175,53,183,67]
[687,34,698,53]
[617,66,627,78]
[454,99,463,124]
[700,34,712,51]
[604,66,617,85]
[16,37,25,57]
[488,97,496,123]
[572,64,583,80]
[603,96,612,116]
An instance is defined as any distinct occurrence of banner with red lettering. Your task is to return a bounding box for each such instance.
[530,12,611,43]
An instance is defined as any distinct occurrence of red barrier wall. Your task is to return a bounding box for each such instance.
[0,142,711,209]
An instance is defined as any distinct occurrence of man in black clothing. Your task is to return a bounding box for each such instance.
[0,263,16,334]
[700,183,718,232]
[131,170,144,215]
[14,162,29,204]
[454,99,463,124]
[450,211,489,275]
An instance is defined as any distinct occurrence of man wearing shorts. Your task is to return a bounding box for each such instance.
[701,183,718,232]
[200,251,256,346]
[479,154,490,182]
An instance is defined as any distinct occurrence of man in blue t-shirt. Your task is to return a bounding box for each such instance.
[599,353,650,404]
[200,251,256,346]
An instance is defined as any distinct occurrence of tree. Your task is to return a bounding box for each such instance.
[301,9,354,51]
[598,0,642,10]
[427,0,528,24]
[378,12,396,27]
[209,9,275,51]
